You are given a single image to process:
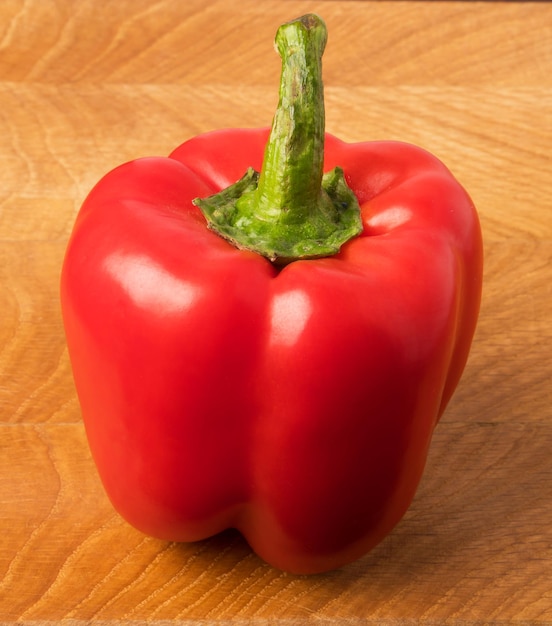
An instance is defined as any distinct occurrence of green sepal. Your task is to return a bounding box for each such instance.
[193,166,362,265]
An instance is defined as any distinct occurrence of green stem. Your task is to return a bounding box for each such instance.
[254,14,328,222]
[193,14,362,265]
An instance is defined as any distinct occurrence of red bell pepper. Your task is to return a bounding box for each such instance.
[61,15,482,574]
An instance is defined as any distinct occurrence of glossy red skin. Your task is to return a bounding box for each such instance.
[60,128,483,574]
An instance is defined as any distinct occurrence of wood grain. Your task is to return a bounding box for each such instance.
[1,0,551,623]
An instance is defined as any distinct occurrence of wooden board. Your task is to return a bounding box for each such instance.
[1,1,551,622]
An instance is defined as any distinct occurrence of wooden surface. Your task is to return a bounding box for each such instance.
[1,0,551,623]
